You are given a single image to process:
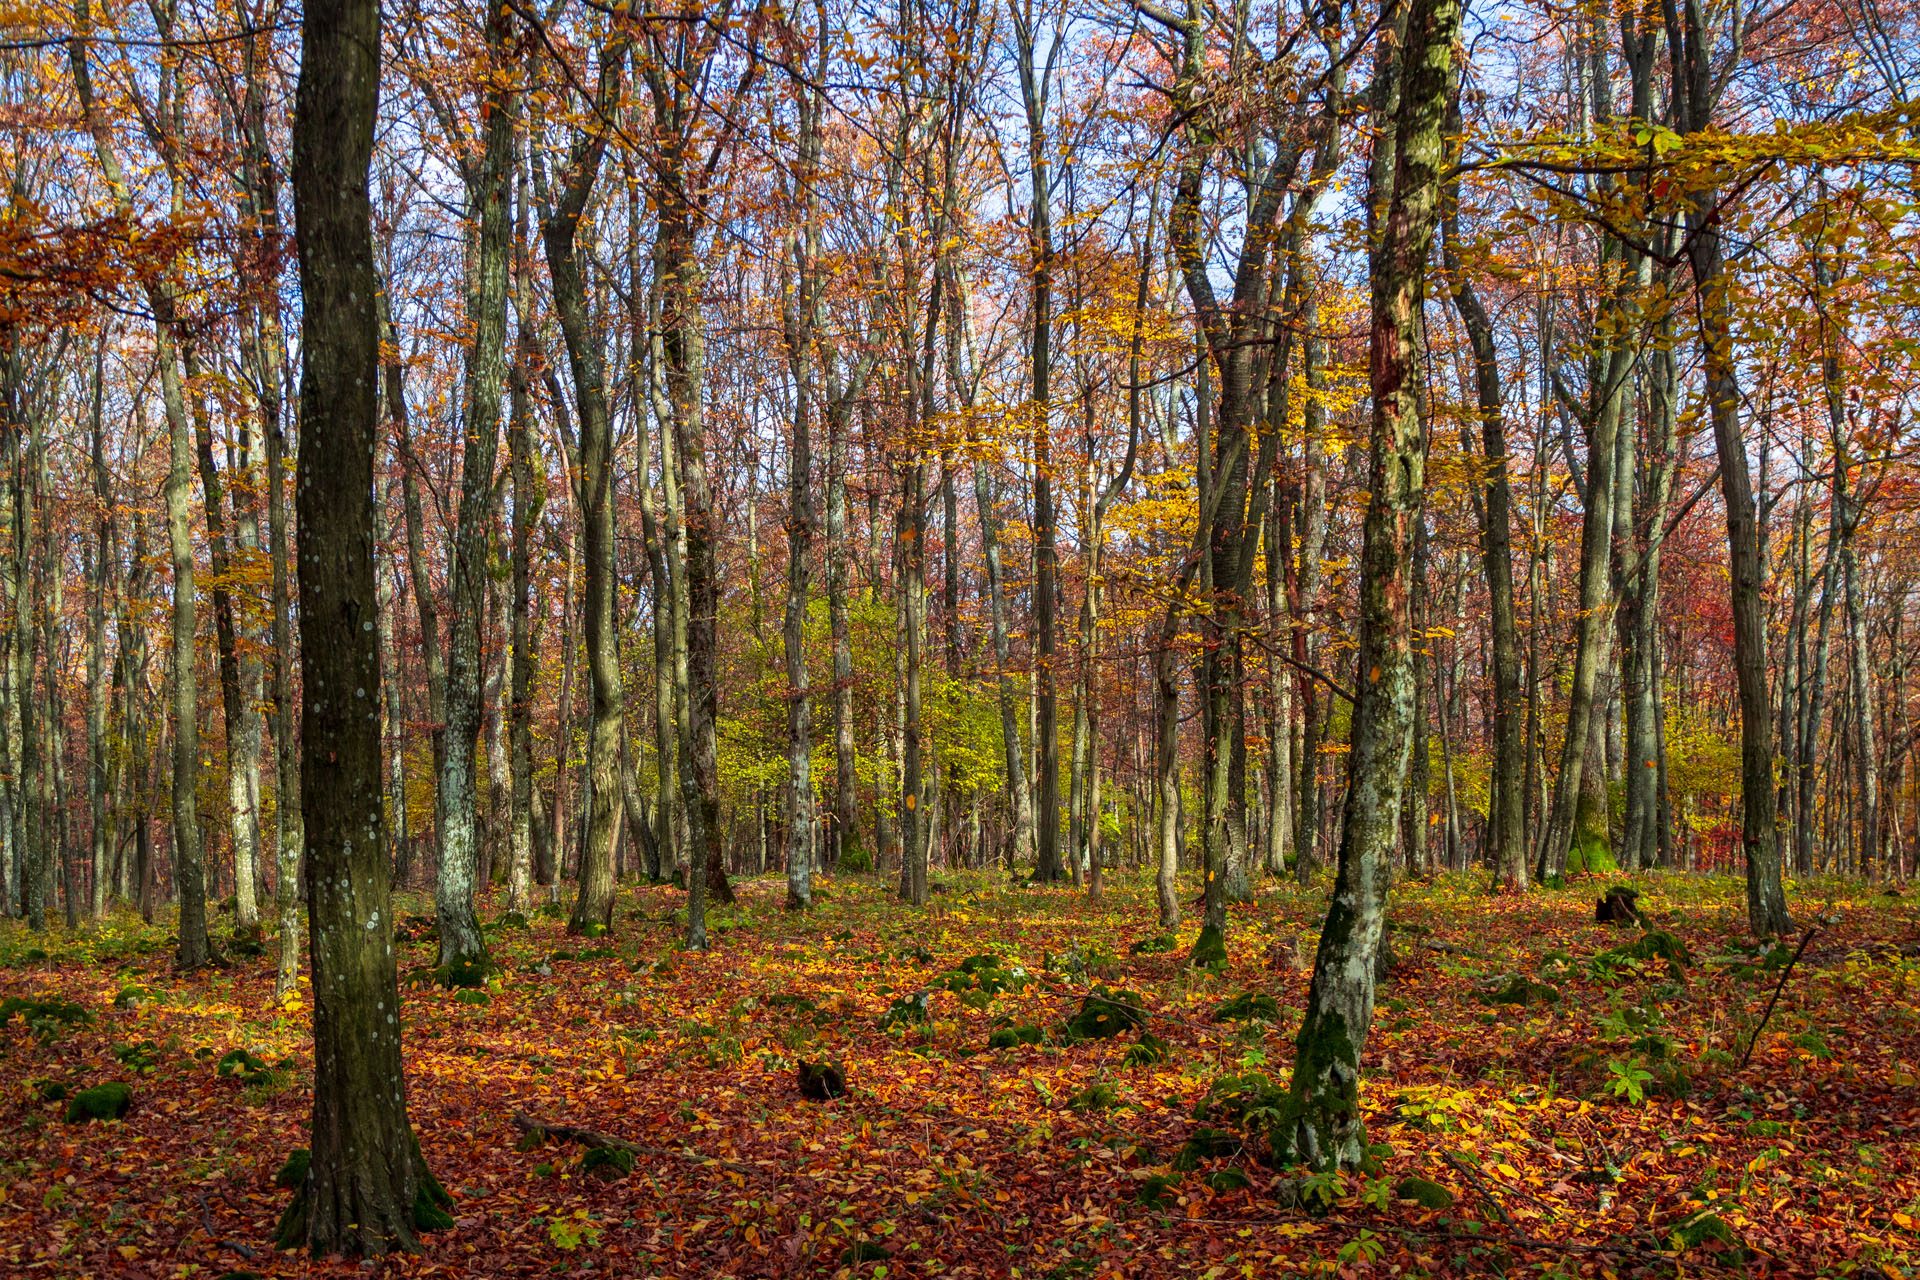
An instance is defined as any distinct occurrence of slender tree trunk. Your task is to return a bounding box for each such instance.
[86,343,111,918]
[781,60,824,909]
[540,39,622,937]
[387,293,447,885]
[505,258,538,913]
[1667,0,1789,935]
[1440,163,1524,889]
[431,31,516,965]
[1014,8,1062,882]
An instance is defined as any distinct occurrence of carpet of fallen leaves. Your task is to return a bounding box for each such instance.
[1,869,1917,1279]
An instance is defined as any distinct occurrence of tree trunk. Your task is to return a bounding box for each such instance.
[86,342,111,918]
[282,0,446,1246]
[1013,8,1062,883]
[781,58,824,909]
[1277,0,1457,1171]
[540,38,622,938]
[431,30,516,965]
[1440,161,1524,889]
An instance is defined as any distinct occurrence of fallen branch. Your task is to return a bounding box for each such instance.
[1737,927,1819,1071]
[1442,1149,1515,1225]
[510,1110,757,1177]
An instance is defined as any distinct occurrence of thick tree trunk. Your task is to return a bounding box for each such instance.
[1277,0,1456,1171]
[282,0,446,1248]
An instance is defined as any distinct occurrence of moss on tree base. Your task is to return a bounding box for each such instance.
[1189,925,1228,969]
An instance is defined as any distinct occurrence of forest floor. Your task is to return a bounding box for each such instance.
[0,869,1916,1278]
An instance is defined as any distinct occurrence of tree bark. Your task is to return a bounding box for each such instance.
[1278,0,1457,1171]
[282,0,447,1247]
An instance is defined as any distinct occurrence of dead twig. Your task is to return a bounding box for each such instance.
[1442,1149,1515,1225]
[1737,926,1820,1071]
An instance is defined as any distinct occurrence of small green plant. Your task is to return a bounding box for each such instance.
[1128,935,1175,956]
[1606,1058,1655,1105]
[1338,1230,1385,1265]
[547,1211,601,1250]
[1066,1083,1120,1112]
[1299,1168,1346,1211]
[1171,1127,1242,1171]
[1121,1032,1169,1067]
[1204,1167,1251,1193]
[1136,1173,1180,1209]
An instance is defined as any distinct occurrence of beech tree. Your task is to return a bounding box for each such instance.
[279,0,450,1249]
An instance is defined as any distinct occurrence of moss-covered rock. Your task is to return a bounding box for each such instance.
[1061,986,1147,1041]
[0,996,93,1037]
[1211,990,1281,1023]
[216,1048,279,1085]
[1395,1177,1455,1208]
[879,991,930,1029]
[987,1022,1045,1049]
[1597,929,1692,979]
[434,955,494,989]
[1481,975,1562,1006]
[1128,934,1176,956]
[65,1081,132,1123]
[1121,1032,1169,1067]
